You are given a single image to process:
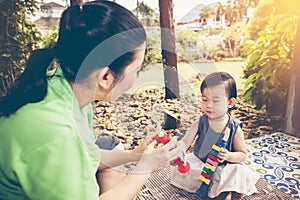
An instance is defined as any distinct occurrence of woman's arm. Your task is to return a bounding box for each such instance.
[99,138,181,200]
[218,126,247,163]
[99,169,150,200]
[99,118,199,170]
[98,135,156,170]
[98,149,140,170]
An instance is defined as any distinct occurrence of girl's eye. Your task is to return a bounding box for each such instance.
[212,97,221,102]
[202,98,208,102]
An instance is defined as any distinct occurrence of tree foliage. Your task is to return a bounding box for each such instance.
[247,0,273,40]
[41,26,58,48]
[212,0,259,27]
[176,29,199,61]
[222,22,248,57]
[200,6,214,21]
[144,30,162,65]
[134,1,158,26]
[242,0,300,116]
[0,0,42,96]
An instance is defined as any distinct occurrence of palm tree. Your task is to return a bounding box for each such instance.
[133,1,158,26]
[224,2,233,26]
[199,6,214,25]
[214,2,224,22]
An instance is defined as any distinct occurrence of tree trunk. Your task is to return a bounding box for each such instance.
[284,7,300,137]
[8,64,15,88]
[0,77,7,96]
[0,64,14,97]
[158,0,180,130]
[227,40,232,56]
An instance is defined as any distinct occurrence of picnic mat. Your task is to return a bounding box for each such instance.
[133,132,299,199]
[245,132,300,199]
[134,166,294,200]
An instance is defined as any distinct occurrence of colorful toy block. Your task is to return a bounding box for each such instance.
[196,139,227,198]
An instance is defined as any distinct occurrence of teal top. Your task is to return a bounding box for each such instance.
[193,114,243,164]
[0,67,101,200]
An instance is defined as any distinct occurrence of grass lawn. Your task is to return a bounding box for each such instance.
[127,61,246,95]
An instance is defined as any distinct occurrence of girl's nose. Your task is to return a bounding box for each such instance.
[206,101,213,108]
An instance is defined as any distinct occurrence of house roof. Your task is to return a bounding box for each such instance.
[177,4,205,24]
[34,17,60,27]
[42,2,65,8]
[177,3,216,25]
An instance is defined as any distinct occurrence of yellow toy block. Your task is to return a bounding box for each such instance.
[212,144,221,152]
[199,175,211,185]
[204,163,216,171]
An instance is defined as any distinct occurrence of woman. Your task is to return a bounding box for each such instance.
[0,1,180,199]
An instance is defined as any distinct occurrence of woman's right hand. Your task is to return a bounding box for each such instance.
[135,137,180,173]
[131,134,157,154]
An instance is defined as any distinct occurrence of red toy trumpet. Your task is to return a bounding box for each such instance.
[176,152,190,173]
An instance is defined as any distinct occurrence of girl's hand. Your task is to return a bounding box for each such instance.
[217,148,231,163]
[135,137,181,173]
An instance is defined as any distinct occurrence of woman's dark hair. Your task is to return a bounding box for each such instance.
[200,72,237,99]
[0,0,146,117]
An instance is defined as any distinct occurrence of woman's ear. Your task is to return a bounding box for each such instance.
[97,67,115,90]
[228,97,236,108]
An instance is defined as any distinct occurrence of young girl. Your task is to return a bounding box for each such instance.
[171,72,260,199]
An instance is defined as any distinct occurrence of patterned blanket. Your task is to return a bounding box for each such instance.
[245,132,300,199]
[133,132,299,199]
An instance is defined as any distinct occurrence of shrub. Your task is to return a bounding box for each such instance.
[242,14,298,116]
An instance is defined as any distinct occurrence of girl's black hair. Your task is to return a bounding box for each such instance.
[0,0,146,117]
[200,72,237,99]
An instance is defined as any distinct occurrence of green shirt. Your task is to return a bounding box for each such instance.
[0,67,101,200]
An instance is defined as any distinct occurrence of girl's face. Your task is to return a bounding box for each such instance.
[103,49,145,101]
[201,84,234,120]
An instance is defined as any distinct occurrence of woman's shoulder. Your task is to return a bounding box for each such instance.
[0,104,79,166]
[0,99,76,142]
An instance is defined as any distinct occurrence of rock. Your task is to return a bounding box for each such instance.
[123,143,132,150]
[246,120,256,127]
[248,130,261,139]
[125,138,133,145]
[106,124,115,131]
[259,126,273,131]
[115,131,127,139]
[243,131,249,139]
[140,120,149,125]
